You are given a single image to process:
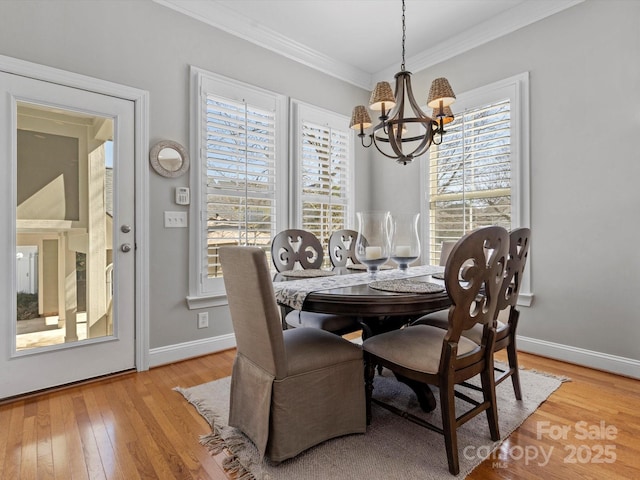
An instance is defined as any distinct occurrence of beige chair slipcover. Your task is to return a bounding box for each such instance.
[220,246,366,462]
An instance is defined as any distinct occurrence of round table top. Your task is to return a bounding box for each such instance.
[301,273,451,317]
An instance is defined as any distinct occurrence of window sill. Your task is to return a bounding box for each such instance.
[186,293,228,310]
[517,293,534,307]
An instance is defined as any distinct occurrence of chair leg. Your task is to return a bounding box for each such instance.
[364,353,376,425]
[481,366,501,441]
[279,306,291,330]
[439,380,459,475]
[507,309,522,400]
[506,341,522,400]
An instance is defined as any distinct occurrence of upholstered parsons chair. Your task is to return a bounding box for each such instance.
[219,246,366,462]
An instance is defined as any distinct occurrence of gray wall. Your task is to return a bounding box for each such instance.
[373,0,640,365]
[0,0,370,351]
[2,0,638,372]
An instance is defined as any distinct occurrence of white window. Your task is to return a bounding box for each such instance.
[189,68,287,304]
[291,102,354,266]
[421,73,531,303]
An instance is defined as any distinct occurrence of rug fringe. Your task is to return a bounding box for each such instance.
[520,366,571,383]
[199,431,257,479]
[174,387,221,426]
[199,432,226,455]
[182,386,259,479]
[222,455,256,480]
[495,362,572,383]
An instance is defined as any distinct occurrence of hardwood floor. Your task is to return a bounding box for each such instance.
[1,349,638,479]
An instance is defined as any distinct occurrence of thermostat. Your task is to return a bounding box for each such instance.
[175,187,190,205]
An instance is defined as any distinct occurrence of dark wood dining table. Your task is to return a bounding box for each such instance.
[301,267,450,316]
[273,264,451,411]
[303,268,450,336]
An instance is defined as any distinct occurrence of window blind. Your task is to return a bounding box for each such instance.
[203,93,278,279]
[299,120,350,264]
[428,99,512,264]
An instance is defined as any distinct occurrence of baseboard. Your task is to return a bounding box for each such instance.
[517,335,640,379]
[147,332,639,380]
[148,334,236,368]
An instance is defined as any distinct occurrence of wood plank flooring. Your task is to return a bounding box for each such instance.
[1,348,638,479]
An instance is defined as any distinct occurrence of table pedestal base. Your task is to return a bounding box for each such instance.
[395,373,437,412]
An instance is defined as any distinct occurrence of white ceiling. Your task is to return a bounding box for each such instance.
[155,0,582,89]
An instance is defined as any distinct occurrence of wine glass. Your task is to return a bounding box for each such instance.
[355,211,391,277]
[390,213,421,271]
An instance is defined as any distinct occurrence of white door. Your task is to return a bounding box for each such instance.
[0,71,136,398]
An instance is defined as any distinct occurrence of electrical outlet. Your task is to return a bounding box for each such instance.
[197,312,209,329]
[164,211,187,228]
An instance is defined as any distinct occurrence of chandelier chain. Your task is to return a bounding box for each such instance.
[401,0,406,71]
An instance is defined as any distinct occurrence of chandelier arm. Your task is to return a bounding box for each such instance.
[371,121,404,158]
[404,72,432,121]
[409,131,435,158]
[432,120,444,145]
[359,134,373,148]
[387,114,407,160]
[388,133,405,160]
[370,134,410,161]
[382,72,406,121]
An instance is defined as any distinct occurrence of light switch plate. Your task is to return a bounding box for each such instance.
[164,211,187,228]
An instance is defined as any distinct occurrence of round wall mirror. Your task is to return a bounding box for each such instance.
[149,140,189,178]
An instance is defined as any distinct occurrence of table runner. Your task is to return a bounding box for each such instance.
[273,264,444,310]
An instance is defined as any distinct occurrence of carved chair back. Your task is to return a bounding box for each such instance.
[271,229,324,272]
[328,229,360,267]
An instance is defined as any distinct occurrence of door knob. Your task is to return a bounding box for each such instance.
[121,225,131,233]
[121,243,132,253]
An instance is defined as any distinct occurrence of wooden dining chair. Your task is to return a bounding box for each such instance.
[439,240,457,266]
[271,229,324,272]
[363,226,508,475]
[271,229,362,336]
[414,228,531,400]
[328,229,361,267]
[219,246,366,462]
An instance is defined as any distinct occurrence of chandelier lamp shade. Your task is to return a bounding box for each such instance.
[349,0,456,165]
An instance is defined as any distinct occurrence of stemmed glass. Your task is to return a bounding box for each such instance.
[390,213,421,272]
[355,211,391,277]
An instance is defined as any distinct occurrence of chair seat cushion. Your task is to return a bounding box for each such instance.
[285,310,361,334]
[363,325,480,374]
[283,327,362,377]
[415,309,507,344]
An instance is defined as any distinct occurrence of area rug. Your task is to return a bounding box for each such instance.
[176,366,566,479]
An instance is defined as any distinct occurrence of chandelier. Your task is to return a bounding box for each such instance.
[349,0,456,165]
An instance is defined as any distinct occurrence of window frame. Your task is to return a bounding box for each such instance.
[420,72,532,304]
[187,67,288,308]
[290,100,355,256]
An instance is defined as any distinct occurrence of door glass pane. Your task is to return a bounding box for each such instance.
[16,102,114,352]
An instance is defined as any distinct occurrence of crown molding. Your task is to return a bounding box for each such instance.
[153,0,372,90]
[155,0,583,91]
[374,0,584,81]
